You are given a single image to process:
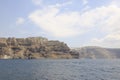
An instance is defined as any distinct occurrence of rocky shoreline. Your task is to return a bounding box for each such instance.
[0,37,120,59]
[0,37,78,59]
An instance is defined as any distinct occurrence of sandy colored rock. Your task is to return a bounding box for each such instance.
[0,37,71,59]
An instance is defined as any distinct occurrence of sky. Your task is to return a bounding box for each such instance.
[0,0,120,48]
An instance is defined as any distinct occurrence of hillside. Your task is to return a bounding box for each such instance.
[0,37,72,59]
[0,37,120,59]
[106,48,120,58]
[71,46,120,59]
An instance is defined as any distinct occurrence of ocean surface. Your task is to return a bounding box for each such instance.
[0,59,120,80]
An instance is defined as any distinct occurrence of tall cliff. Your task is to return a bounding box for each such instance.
[0,37,72,59]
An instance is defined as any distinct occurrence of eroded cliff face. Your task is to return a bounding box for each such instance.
[0,37,72,59]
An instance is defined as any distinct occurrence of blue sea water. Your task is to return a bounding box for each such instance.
[0,59,120,80]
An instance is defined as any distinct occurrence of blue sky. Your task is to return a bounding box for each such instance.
[0,0,120,48]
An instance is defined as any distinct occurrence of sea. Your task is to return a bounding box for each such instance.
[0,59,120,80]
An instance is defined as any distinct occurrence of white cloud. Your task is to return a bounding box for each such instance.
[29,1,120,39]
[90,32,120,48]
[100,5,120,33]
[110,0,120,7]
[32,0,43,5]
[82,0,88,5]
[28,0,120,47]
[16,17,25,25]
[84,4,120,48]
[54,1,72,8]
[29,7,82,37]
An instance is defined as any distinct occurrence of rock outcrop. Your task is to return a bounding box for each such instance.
[0,37,72,59]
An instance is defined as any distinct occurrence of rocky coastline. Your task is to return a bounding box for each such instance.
[0,37,77,59]
[0,37,120,59]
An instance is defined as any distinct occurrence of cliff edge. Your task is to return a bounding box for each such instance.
[0,37,72,59]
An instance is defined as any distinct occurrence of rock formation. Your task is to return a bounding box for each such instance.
[1,37,120,59]
[0,37,72,59]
